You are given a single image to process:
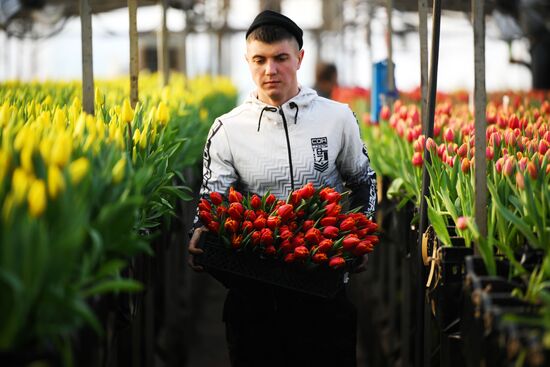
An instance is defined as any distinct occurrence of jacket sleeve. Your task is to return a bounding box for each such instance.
[194,119,238,228]
[336,109,377,217]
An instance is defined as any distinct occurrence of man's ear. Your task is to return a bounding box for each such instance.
[297,49,305,69]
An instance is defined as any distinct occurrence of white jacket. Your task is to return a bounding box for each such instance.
[200,86,377,215]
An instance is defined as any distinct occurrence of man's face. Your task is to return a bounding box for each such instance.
[246,38,304,106]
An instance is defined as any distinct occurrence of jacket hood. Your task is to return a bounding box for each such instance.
[244,86,317,112]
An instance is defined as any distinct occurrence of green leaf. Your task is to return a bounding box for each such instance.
[427,204,452,246]
[81,279,143,298]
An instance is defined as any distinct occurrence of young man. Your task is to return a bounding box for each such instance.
[188,10,377,367]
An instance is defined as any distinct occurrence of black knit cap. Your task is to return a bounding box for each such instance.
[246,10,303,49]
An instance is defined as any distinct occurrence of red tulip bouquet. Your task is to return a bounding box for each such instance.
[197,183,379,275]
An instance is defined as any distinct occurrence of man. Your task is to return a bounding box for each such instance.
[188,10,376,367]
[314,62,338,99]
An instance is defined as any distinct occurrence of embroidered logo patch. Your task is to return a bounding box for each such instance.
[311,137,329,172]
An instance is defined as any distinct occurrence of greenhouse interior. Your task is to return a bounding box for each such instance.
[1,0,550,366]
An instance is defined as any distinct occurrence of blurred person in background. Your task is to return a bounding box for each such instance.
[188,9,376,367]
[314,62,338,99]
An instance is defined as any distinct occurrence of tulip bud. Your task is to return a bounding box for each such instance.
[503,157,516,177]
[112,157,126,184]
[320,216,338,227]
[539,140,549,155]
[443,128,455,142]
[250,194,262,210]
[121,99,134,124]
[318,239,334,253]
[457,143,468,158]
[380,105,391,121]
[426,137,437,152]
[228,187,243,203]
[456,216,468,230]
[156,101,169,124]
[342,234,361,250]
[460,157,471,173]
[323,226,339,239]
[411,152,423,167]
[47,165,65,199]
[294,246,309,260]
[515,171,525,190]
[69,157,90,185]
[312,252,328,264]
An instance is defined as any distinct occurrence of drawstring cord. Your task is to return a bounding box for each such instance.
[257,106,277,132]
[289,102,299,124]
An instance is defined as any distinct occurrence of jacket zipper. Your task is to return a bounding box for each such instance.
[279,107,295,191]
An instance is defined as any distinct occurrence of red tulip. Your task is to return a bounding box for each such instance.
[317,239,333,253]
[486,146,495,161]
[426,137,437,152]
[260,228,274,246]
[290,191,302,206]
[231,234,243,249]
[244,209,257,222]
[228,202,244,221]
[253,216,267,230]
[323,226,339,239]
[443,127,455,142]
[199,210,214,225]
[305,228,321,245]
[325,191,341,203]
[380,105,391,121]
[539,140,549,155]
[242,220,253,233]
[353,242,373,256]
[329,256,346,269]
[339,217,356,231]
[277,204,295,222]
[210,191,223,205]
[264,245,276,256]
[279,227,293,240]
[324,203,341,217]
[291,234,305,248]
[228,187,243,203]
[412,152,423,167]
[284,253,296,264]
[298,183,315,199]
[302,220,314,231]
[216,206,227,217]
[280,239,293,253]
[342,234,361,250]
[312,252,328,264]
[363,235,380,246]
[251,231,261,246]
[293,246,309,260]
[267,215,281,230]
[198,198,211,212]
[265,194,276,207]
[250,194,262,210]
[224,218,239,233]
[207,221,220,233]
[457,143,468,158]
[456,216,468,230]
[320,216,338,227]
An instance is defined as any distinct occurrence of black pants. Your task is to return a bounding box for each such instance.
[223,286,357,367]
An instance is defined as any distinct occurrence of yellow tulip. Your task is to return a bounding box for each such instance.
[133,128,141,145]
[74,113,86,137]
[28,179,47,217]
[95,87,103,105]
[20,145,34,174]
[132,146,137,164]
[50,132,72,167]
[112,156,126,183]
[156,102,169,124]
[53,108,67,129]
[39,137,53,164]
[12,168,31,203]
[68,157,90,184]
[47,165,65,199]
[139,126,148,149]
[121,99,134,124]
[0,103,11,127]
[2,193,15,222]
[199,108,209,121]
[0,149,10,184]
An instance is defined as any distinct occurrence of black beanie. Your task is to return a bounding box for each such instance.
[245,10,303,49]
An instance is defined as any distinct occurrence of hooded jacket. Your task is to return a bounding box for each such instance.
[199,86,377,216]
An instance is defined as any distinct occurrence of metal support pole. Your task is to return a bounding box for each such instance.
[473,0,487,243]
[418,0,429,131]
[416,0,442,366]
[129,0,139,107]
[386,0,395,99]
[158,0,169,87]
[80,0,95,115]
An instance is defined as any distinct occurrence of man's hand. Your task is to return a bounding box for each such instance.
[188,226,207,272]
[351,254,368,273]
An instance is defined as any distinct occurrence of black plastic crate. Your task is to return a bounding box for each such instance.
[195,231,350,298]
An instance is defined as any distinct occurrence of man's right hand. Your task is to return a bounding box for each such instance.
[188,226,207,272]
